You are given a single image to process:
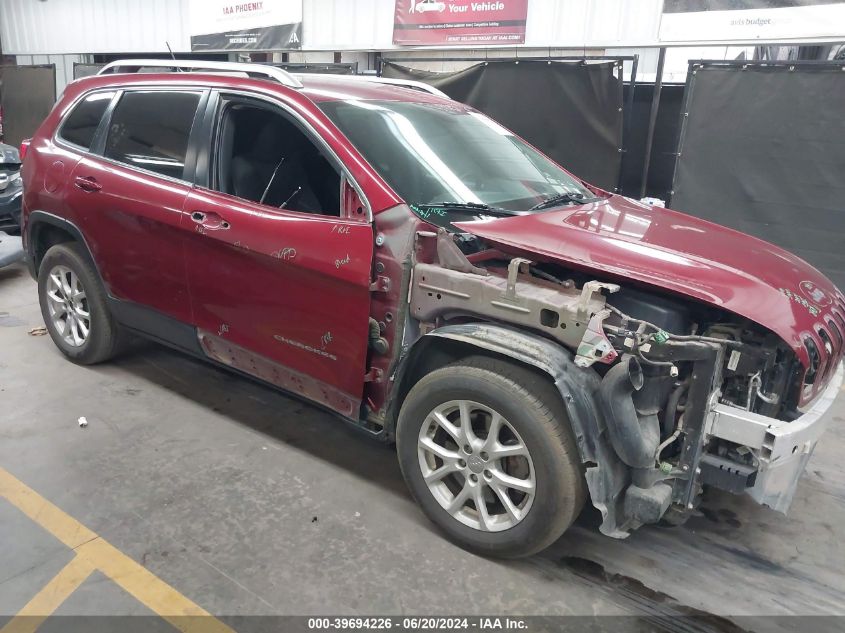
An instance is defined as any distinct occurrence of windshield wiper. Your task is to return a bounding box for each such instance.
[416,202,518,217]
[529,192,596,211]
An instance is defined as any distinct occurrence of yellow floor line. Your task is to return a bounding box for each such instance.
[0,555,94,633]
[0,467,236,633]
[0,469,97,549]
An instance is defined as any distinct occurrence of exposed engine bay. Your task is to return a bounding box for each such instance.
[407,228,834,536]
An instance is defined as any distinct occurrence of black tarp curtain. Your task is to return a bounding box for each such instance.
[381,60,624,191]
[670,64,845,289]
[620,83,684,201]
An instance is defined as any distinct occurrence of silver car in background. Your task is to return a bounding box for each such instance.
[0,143,23,232]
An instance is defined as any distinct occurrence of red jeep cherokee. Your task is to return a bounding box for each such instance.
[20,60,845,557]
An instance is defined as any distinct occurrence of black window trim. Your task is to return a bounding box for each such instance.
[88,89,122,156]
[54,88,120,153]
[100,87,210,185]
[195,88,372,221]
[55,86,210,187]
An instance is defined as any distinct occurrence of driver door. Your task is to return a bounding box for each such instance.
[183,92,374,418]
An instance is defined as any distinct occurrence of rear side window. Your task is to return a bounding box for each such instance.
[58,91,114,150]
[104,91,201,180]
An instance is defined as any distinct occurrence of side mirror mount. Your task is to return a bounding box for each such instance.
[340,173,368,220]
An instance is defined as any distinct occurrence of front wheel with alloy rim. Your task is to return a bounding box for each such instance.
[397,356,585,558]
[37,242,123,365]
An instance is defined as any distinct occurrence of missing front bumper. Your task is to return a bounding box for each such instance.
[707,361,844,512]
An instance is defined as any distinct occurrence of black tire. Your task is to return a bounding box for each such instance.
[397,356,585,558]
[37,242,122,365]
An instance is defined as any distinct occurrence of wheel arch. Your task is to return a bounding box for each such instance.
[389,322,632,538]
[26,212,99,282]
[390,323,597,449]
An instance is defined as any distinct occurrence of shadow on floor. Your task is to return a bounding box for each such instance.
[48,337,804,625]
[110,339,408,498]
[0,263,26,283]
[108,336,737,542]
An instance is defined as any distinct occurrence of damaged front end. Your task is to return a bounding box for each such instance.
[405,228,844,537]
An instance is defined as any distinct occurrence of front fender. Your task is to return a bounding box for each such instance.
[398,322,632,538]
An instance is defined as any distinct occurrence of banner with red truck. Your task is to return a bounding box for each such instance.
[393,0,529,46]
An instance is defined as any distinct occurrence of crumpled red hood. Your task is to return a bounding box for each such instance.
[454,195,845,384]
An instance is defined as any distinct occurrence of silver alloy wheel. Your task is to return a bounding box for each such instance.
[417,399,536,532]
[45,265,90,347]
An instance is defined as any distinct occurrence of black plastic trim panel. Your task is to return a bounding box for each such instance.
[107,298,204,356]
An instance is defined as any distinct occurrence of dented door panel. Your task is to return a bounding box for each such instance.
[183,186,373,412]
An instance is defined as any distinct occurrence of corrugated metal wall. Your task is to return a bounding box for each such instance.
[303,0,395,51]
[524,0,663,49]
[302,0,663,50]
[1,0,663,55]
[0,0,190,54]
[0,0,724,89]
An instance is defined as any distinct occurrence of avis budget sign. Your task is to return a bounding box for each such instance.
[393,0,529,45]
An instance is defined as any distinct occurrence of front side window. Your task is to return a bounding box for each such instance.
[319,100,597,214]
[104,91,201,180]
[58,91,115,150]
[211,98,340,216]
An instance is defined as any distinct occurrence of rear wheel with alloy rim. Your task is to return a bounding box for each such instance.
[37,242,123,364]
[45,265,90,347]
[397,356,585,558]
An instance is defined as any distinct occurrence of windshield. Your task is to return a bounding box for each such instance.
[318,99,597,213]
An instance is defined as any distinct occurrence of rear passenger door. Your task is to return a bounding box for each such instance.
[64,88,206,326]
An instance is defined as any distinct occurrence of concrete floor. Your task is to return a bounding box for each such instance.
[2,260,845,630]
